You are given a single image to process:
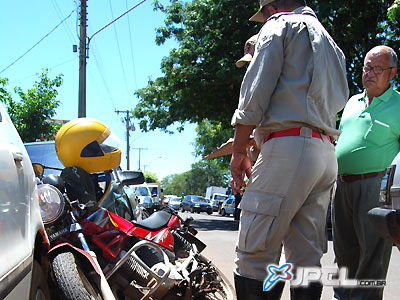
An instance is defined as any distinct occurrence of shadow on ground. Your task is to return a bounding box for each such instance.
[191,216,239,231]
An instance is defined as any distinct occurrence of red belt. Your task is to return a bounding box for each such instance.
[263,128,330,143]
[338,171,385,183]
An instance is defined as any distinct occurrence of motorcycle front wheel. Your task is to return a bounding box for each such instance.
[193,255,236,300]
[51,252,102,300]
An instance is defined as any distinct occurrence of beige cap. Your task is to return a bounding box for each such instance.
[236,35,258,68]
[249,0,275,22]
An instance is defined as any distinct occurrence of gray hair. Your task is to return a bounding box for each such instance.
[366,45,398,67]
[387,47,398,67]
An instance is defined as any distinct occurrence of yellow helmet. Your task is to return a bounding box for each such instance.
[55,118,121,173]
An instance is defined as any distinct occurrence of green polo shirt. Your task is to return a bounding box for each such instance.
[335,86,400,175]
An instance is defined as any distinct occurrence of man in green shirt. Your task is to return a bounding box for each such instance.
[333,45,400,300]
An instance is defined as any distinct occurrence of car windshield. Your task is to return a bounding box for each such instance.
[215,195,227,200]
[134,186,150,196]
[169,197,181,203]
[192,196,207,203]
[149,187,158,195]
[25,141,64,175]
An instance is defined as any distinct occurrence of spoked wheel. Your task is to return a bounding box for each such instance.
[51,252,102,300]
[192,255,236,300]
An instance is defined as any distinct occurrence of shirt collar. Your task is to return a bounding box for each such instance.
[269,6,317,21]
[294,6,318,19]
[361,86,394,103]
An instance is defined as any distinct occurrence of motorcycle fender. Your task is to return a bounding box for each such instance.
[48,243,101,275]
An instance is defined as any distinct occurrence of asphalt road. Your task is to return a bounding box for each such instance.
[181,211,400,300]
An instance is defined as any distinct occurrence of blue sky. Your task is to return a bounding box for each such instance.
[0,0,200,180]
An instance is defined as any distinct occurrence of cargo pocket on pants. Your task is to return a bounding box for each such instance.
[238,191,284,252]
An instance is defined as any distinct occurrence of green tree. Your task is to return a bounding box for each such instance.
[0,69,63,142]
[194,119,234,167]
[143,171,159,183]
[161,173,187,195]
[388,0,400,21]
[133,0,260,133]
[161,160,230,195]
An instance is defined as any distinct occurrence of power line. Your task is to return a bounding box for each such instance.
[8,57,76,85]
[89,0,147,41]
[109,0,130,99]
[50,0,76,44]
[78,0,148,117]
[90,46,117,110]
[126,0,138,90]
[0,8,77,74]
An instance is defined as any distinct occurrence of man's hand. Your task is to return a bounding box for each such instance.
[230,151,252,194]
[230,124,256,194]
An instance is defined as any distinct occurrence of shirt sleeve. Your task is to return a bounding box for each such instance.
[231,19,286,126]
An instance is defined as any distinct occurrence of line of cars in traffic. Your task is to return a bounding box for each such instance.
[162,193,237,217]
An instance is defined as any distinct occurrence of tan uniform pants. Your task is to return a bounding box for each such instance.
[235,128,336,281]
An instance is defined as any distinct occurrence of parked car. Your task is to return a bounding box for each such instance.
[24,141,64,174]
[220,197,235,216]
[162,194,178,206]
[24,141,147,221]
[147,182,163,206]
[130,183,161,214]
[168,197,182,210]
[0,103,50,299]
[210,193,228,212]
[181,195,213,214]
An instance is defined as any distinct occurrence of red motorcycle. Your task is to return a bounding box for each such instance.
[36,164,235,300]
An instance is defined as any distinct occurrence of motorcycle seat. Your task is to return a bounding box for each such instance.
[133,210,172,231]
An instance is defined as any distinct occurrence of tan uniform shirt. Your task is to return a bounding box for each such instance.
[231,6,349,146]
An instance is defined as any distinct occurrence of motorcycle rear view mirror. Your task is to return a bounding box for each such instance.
[115,170,145,186]
[32,163,44,178]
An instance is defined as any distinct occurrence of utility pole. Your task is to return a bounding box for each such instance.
[115,110,135,170]
[133,147,148,170]
[78,0,87,117]
[76,0,146,118]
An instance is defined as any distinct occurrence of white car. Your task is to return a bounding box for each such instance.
[168,197,182,210]
[0,103,50,299]
[219,197,235,216]
[131,183,161,213]
[162,194,178,206]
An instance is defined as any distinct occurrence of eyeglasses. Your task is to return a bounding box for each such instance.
[363,65,393,75]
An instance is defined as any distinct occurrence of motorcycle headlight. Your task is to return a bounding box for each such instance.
[38,184,65,224]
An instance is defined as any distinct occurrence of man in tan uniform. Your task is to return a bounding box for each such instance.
[230,0,349,299]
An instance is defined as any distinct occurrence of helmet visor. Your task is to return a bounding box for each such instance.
[81,131,122,157]
[101,131,122,154]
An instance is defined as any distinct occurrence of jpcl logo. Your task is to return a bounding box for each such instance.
[263,264,293,291]
[263,264,385,291]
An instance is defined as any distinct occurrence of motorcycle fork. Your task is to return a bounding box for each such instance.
[71,213,118,300]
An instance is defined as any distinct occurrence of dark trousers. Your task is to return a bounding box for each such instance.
[332,175,392,300]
